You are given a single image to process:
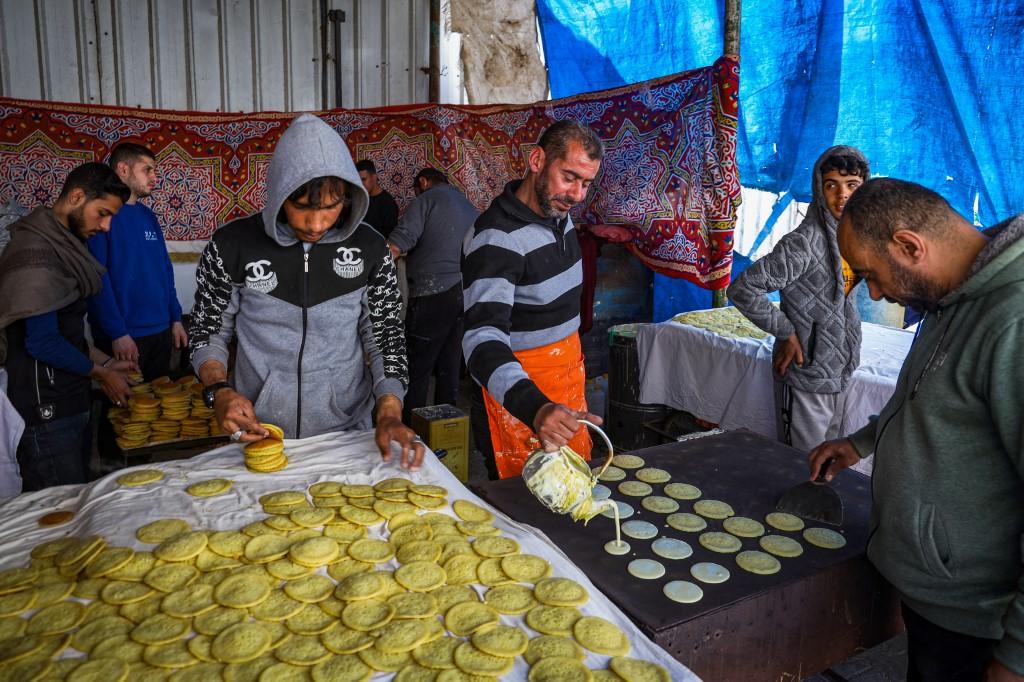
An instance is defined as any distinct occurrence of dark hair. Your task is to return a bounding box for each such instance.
[414,168,448,186]
[109,142,155,170]
[538,120,604,162]
[820,152,869,180]
[286,176,347,207]
[842,178,955,250]
[58,162,130,204]
[355,159,377,174]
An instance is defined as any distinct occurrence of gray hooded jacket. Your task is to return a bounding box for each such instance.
[189,114,406,437]
[727,146,864,393]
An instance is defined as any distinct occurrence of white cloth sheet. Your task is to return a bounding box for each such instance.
[0,368,24,500]
[0,428,697,681]
[637,318,914,473]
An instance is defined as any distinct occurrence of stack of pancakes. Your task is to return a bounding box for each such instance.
[109,375,222,450]
[242,424,289,473]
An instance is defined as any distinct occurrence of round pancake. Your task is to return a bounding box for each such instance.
[803,527,847,549]
[651,537,693,560]
[735,550,782,575]
[626,559,665,580]
[693,500,735,519]
[635,467,671,484]
[663,482,702,500]
[599,501,634,520]
[723,516,765,538]
[621,520,658,540]
[666,512,707,533]
[604,540,631,556]
[759,534,804,558]
[640,496,679,514]
[698,531,742,554]
[765,511,805,532]
[663,580,704,604]
[690,562,730,584]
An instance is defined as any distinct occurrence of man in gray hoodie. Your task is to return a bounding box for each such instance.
[728,146,867,451]
[189,114,423,469]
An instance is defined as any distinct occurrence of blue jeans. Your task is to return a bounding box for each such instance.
[16,411,90,491]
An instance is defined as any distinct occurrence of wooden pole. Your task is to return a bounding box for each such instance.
[712,0,741,308]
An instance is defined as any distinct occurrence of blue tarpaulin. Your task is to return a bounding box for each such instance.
[537,0,1024,320]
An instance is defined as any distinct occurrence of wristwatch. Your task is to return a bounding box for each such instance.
[202,381,232,409]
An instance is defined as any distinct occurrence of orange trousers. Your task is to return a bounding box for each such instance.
[481,333,592,479]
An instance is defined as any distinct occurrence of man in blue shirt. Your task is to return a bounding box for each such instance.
[0,163,135,490]
[89,143,187,380]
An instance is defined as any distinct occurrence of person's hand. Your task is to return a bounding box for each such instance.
[985,660,1024,682]
[533,403,603,452]
[91,365,133,406]
[374,395,424,471]
[105,358,139,376]
[387,241,402,261]
[112,334,139,363]
[808,437,860,482]
[171,321,188,349]
[213,389,267,443]
[773,333,804,377]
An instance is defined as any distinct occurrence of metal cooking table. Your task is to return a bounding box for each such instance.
[472,429,901,681]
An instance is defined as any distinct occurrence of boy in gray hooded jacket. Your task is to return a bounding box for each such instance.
[189,114,423,469]
[727,146,867,451]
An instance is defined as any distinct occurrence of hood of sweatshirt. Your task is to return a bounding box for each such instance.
[805,145,871,235]
[944,213,1024,306]
[262,114,369,247]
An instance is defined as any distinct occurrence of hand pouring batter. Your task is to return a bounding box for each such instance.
[521,420,627,553]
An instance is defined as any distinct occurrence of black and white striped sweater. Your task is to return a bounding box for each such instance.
[461,181,582,428]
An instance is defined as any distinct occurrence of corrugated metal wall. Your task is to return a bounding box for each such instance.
[0,0,463,111]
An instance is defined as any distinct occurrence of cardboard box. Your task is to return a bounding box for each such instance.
[411,405,469,482]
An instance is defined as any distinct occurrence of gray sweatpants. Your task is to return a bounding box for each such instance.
[773,380,849,453]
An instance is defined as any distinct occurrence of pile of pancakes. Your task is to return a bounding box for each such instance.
[110,375,223,450]
[242,424,289,473]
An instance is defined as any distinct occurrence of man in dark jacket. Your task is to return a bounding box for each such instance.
[728,146,867,451]
[0,163,135,489]
[189,114,423,470]
[388,168,478,422]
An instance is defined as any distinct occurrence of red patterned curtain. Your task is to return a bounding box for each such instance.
[0,56,739,287]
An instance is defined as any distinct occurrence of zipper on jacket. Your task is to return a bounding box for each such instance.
[296,251,310,438]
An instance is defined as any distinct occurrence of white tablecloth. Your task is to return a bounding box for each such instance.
[637,318,914,472]
[0,429,697,681]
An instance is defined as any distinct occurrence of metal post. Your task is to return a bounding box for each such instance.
[328,10,346,108]
[428,0,441,102]
[713,0,741,308]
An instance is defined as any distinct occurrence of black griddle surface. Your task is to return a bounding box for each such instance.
[472,429,872,633]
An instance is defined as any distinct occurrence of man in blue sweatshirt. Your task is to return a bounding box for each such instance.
[88,143,187,381]
[0,163,135,489]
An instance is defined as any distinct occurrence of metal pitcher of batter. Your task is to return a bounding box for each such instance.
[521,420,616,522]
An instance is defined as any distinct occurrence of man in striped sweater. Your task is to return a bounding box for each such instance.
[462,121,604,479]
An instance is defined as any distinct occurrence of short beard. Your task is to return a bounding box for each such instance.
[67,207,89,241]
[535,164,575,219]
[886,253,946,312]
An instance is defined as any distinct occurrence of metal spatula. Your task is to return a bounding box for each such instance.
[776,457,844,526]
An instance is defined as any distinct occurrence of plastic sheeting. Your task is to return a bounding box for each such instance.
[537,0,1024,317]
[538,0,1022,224]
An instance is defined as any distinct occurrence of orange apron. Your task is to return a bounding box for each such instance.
[481,333,592,479]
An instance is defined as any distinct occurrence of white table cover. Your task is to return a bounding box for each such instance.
[0,429,698,681]
[637,317,914,473]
